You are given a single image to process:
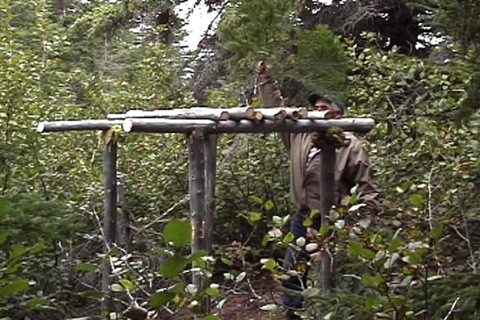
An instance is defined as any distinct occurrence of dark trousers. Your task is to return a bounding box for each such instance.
[282,213,321,310]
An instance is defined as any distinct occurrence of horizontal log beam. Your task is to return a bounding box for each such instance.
[107,107,325,121]
[122,118,375,134]
[37,120,123,133]
[108,108,230,121]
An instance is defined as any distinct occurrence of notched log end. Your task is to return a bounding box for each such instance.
[36,122,45,133]
[297,107,308,118]
[220,111,230,120]
[122,119,133,133]
[254,111,264,121]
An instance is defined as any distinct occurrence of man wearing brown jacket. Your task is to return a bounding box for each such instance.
[255,62,380,319]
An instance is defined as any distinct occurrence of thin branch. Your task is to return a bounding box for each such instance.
[442,297,460,320]
[427,166,435,230]
[456,190,477,272]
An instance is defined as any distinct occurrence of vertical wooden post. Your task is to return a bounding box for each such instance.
[204,134,217,255]
[102,132,118,314]
[202,134,218,314]
[320,139,336,293]
[188,129,207,318]
[116,173,131,252]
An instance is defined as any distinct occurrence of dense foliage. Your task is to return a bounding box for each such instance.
[0,0,479,319]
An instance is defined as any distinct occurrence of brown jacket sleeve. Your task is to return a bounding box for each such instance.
[257,73,291,149]
[344,139,381,216]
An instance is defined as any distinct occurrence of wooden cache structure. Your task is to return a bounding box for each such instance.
[37,106,375,318]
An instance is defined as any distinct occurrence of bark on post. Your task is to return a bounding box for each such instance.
[320,139,336,293]
[201,134,218,315]
[102,130,118,313]
[204,134,217,255]
[188,130,208,318]
[116,173,131,252]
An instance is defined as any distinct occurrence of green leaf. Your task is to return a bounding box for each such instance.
[150,292,176,308]
[262,258,276,271]
[0,230,9,245]
[387,238,402,253]
[403,252,422,265]
[428,224,443,240]
[248,212,262,223]
[319,225,330,236]
[370,234,383,244]
[366,295,384,308]
[264,200,274,211]
[310,209,320,218]
[27,298,50,309]
[303,216,313,227]
[119,279,135,291]
[361,248,376,260]
[159,256,188,279]
[163,219,192,248]
[0,279,29,299]
[75,263,99,272]
[361,274,383,288]
[282,232,295,244]
[348,241,364,257]
[262,234,271,246]
[221,257,233,266]
[29,243,45,254]
[409,194,423,207]
[251,195,263,205]
[302,287,321,298]
[329,210,339,221]
[206,287,220,297]
[9,244,27,258]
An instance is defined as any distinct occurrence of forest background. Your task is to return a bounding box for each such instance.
[1,0,480,319]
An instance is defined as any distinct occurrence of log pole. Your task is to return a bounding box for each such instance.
[202,134,217,315]
[101,132,118,314]
[37,120,123,132]
[320,139,336,293]
[188,130,208,318]
[109,108,230,121]
[122,118,375,134]
[204,134,217,255]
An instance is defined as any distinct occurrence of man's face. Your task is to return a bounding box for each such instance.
[314,99,338,112]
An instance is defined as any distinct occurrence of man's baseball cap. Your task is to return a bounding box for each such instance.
[308,93,345,113]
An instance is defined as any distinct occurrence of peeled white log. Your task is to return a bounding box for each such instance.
[283,107,308,120]
[108,108,230,120]
[307,110,339,119]
[252,108,286,120]
[226,106,256,120]
[37,120,123,132]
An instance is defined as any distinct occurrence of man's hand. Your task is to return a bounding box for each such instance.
[255,61,267,74]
